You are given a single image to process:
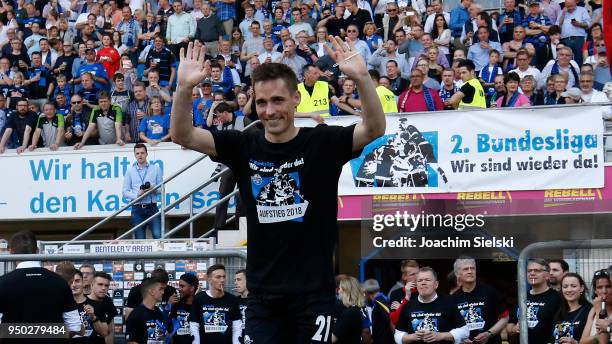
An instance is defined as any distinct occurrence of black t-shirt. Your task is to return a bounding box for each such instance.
[6,110,37,145]
[333,305,368,344]
[553,303,592,342]
[188,291,241,344]
[169,299,194,344]
[0,266,78,344]
[126,284,177,309]
[100,296,118,324]
[145,47,176,83]
[460,82,476,103]
[509,288,562,344]
[125,304,168,344]
[346,9,372,36]
[53,54,77,79]
[210,124,359,295]
[71,298,109,344]
[396,294,467,344]
[237,297,247,343]
[453,283,506,344]
[325,16,348,37]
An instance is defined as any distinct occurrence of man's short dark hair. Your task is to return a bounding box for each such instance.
[206,264,225,276]
[368,69,381,81]
[549,259,569,272]
[252,62,298,92]
[113,72,124,81]
[302,63,317,75]
[9,230,37,254]
[458,59,476,71]
[235,269,246,276]
[418,266,438,281]
[31,51,41,57]
[134,143,147,152]
[386,60,398,68]
[215,102,234,114]
[151,268,169,283]
[98,90,110,100]
[80,263,95,272]
[94,272,112,281]
[210,62,221,70]
[548,25,561,36]
[140,277,162,297]
[528,258,550,271]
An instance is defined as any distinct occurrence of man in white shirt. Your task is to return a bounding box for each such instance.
[258,37,283,64]
[579,72,608,103]
[510,49,541,80]
[423,0,450,33]
[288,8,314,40]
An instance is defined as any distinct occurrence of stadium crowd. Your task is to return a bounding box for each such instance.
[1,232,612,343]
[0,0,609,153]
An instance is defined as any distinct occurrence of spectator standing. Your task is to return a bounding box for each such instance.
[122,143,163,239]
[144,36,176,89]
[452,257,508,344]
[213,0,237,36]
[127,82,150,143]
[507,258,562,344]
[240,21,265,77]
[557,0,590,66]
[97,34,121,80]
[166,0,195,58]
[398,68,444,112]
[467,26,503,72]
[333,276,372,343]
[423,0,449,34]
[502,26,535,70]
[548,259,570,292]
[76,49,109,92]
[394,267,469,343]
[439,69,459,109]
[553,273,592,343]
[497,0,522,44]
[207,101,249,230]
[344,0,372,35]
[0,98,37,153]
[385,60,408,95]
[234,269,249,343]
[139,96,171,145]
[449,0,471,50]
[116,6,142,63]
[496,72,531,107]
[523,0,552,68]
[53,42,77,81]
[24,51,53,110]
[74,91,124,148]
[194,2,225,57]
[64,95,92,146]
[28,103,65,151]
[276,38,307,80]
[111,73,134,115]
[539,46,580,89]
[289,7,314,40]
[145,70,172,103]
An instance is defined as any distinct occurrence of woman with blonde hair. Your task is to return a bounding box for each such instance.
[333,276,372,343]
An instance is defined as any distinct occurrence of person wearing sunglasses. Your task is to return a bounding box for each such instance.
[507,258,562,344]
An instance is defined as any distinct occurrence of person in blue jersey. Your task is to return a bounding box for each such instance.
[138,96,171,145]
[75,49,109,91]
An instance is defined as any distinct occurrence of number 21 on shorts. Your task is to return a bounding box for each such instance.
[311,315,332,343]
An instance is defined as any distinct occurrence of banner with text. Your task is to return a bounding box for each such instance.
[332,106,604,195]
[0,145,234,220]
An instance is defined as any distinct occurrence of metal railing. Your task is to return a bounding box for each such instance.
[68,121,260,244]
[69,103,611,242]
[517,239,612,344]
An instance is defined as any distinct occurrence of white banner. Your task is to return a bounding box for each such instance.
[0,144,234,220]
[330,106,604,195]
[0,105,605,219]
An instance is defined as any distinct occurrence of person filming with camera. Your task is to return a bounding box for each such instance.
[123,143,163,239]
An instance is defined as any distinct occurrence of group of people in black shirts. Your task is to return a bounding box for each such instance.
[348,258,612,344]
[1,230,612,344]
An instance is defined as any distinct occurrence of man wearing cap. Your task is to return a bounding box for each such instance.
[169,273,199,344]
[561,87,583,103]
[363,279,394,343]
[75,48,109,91]
[523,0,552,67]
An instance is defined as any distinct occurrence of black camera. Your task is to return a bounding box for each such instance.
[140,181,151,190]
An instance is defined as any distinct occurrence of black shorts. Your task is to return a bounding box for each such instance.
[244,293,336,344]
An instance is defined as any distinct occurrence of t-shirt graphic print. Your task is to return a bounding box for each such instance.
[249,158,309,223]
